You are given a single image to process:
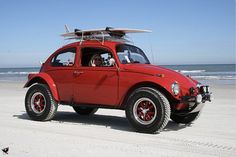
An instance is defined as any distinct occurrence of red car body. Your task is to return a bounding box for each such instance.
[24,40,212,133]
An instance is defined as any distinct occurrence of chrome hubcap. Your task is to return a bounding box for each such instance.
[31,92,46,114]
[133,98,157,125]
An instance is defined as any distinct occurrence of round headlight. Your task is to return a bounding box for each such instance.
[196,82,202,88]
[171,82,180,95]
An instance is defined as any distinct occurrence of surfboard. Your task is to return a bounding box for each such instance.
[61,27,151,38]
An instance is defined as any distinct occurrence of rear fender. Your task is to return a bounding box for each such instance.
[24,73,59,101]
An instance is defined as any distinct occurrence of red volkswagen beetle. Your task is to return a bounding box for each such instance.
[24,28,212,133]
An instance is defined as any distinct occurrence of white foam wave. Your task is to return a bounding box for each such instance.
[176,70,206,73]
[0,71,38,75]
[191,75,236,80]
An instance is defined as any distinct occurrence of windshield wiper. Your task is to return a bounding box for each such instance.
[132,61,140,63]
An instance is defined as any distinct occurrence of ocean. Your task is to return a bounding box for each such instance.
[162,64,236,85]
[0,67,39,82]
[0,64,235,85]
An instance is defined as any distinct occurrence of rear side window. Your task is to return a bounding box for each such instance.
[51,48,76,67]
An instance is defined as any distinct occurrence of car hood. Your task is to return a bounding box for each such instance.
[122,64,198,88]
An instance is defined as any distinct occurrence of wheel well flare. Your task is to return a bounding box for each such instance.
[24,74,59,101]
[121,82,175,109]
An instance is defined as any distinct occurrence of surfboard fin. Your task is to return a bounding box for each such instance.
[64,25,70,33]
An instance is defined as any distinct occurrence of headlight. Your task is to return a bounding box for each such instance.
[196,82,202,88]
[171,82,180,95]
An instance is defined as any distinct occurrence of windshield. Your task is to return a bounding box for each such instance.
[116,44,150,64]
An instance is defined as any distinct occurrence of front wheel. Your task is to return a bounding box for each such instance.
[125,87,170,133]
[25,84,58,121]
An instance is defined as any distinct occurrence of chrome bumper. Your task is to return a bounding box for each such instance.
[179,85,213,114]
[199,85,213,103]
[190,86,213,113]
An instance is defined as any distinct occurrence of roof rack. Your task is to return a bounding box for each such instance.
[61,26,151,44]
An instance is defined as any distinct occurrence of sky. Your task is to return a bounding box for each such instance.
[0,0,235,67]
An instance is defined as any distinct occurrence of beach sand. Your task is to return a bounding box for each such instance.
[0,81,236,156]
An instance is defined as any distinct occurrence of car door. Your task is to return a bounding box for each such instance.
[46,47,77,103]
[73,46,119,106]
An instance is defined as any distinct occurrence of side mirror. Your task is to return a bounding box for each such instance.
[109,58,116,66]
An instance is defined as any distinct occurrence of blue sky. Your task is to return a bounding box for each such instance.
[0,0,235,67]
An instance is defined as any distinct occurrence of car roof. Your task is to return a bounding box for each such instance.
[61,40,123,49]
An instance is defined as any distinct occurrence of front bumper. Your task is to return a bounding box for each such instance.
[177,86,213,114]
[199,86,213,103]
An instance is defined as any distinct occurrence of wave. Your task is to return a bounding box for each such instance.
[176,70,206,73]
[191,75,236,80]
[0,71,38,75]
[176,70,236,80]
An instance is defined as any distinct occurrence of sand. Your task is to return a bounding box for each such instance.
[0,81,236,156]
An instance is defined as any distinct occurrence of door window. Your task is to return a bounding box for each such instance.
[81,47,115,67]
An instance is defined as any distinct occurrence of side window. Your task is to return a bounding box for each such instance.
[81,47,115,67]
[51,48,76,67]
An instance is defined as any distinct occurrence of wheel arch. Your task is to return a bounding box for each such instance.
[120,81,175,109]
[24,73,59,101]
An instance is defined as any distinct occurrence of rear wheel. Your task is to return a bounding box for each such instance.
[125,87,170,133]
[25,84,58,121]
[171,112,201,124]
[73,106,98,115]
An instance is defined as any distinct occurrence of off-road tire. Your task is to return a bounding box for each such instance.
[171,112,201,124]
[25,84,58,121]
[125,87,170,133]
[73,106,98,115]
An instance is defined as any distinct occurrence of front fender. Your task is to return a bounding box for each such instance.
[151,76,183,100]
[24,72,59,101]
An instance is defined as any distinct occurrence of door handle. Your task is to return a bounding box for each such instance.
[73,71,84,76]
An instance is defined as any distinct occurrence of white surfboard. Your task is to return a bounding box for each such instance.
[61,27,151,38]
